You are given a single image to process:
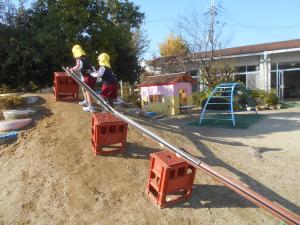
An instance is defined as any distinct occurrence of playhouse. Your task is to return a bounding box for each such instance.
[140,72,195,115]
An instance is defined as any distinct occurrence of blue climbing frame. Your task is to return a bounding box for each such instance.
[199,83,257,127]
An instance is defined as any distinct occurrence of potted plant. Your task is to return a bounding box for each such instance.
[246,105,252,111]
[276,103,282,109]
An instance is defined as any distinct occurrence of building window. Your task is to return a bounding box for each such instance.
[189,70,198,77]
[235,66,246,73]
[235,65,258,72]
[246,65,259,72]
[234,74,246,84]
[149,95,163,103]
[272,62,300,70]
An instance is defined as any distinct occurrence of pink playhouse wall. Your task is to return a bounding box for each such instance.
[140,84,174,98]
[173,82,192,95]
[140,82,193,115]
[140,82,192,98]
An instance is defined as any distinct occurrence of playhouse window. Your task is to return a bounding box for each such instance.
[149,95,163,103]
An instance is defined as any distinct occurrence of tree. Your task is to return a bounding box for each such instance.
[159,33,188,57]
[0,0,16,24]
[0,0,146,89]
[131,27,149,60]
[156,33,189,73]
[204,59,236,87]
[148,3,234,88]
[173,5,235,88]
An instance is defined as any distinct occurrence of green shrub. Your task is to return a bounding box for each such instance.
[249,89,265,105]
[26,81,40,92]
[264,89,278,106]
[192,92,201,107]
[192,90,211,107]
[121,82,141,107]
[124,94,141,107]
[0,96,24,110]
[194,86,279,110]
[120,82,141,108]
[0,85,10,94]
[233,88,256,108]
[0,84,18,94]
[249,89,278,106]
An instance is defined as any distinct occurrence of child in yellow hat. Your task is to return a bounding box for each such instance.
[69,45,97,112]
[91,53,118,107]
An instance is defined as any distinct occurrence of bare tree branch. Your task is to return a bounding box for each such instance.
[171,8,236,88]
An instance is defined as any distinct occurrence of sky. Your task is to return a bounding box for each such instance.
[13,0,300,60]
[132,0,300,59]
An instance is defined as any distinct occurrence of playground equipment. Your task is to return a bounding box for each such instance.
[0,131,18,145]
[0,118,32,132]
[53,72,79,101]
[91,112,128,156]
[146,150,196,208]
[2,108,37,120]
[199,83,257,127]
[24,96,39,105]
[63,67,300,225]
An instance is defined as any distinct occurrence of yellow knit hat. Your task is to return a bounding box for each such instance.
[97,53,111,68]
[72,45,86,58]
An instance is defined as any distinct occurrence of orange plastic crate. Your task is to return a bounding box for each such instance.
[91,112,128,155]
[53,72,79,101]
[146,151,196,208]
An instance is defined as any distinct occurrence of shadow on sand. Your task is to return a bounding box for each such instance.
[128,110,300,215]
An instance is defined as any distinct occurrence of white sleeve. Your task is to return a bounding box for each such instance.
[90,66,105,78]
[71,58,83,72]
[78,60,83,70]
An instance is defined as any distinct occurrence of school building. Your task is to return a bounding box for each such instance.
[148,39,300,101]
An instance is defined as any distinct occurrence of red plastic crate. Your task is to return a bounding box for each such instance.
[91,112,128,155]
[146,150,196,208]
[53,72,79,101]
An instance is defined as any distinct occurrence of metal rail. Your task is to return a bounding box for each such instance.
[62,67,300,225]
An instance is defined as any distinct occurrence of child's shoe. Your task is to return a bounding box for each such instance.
[79,100,88,106]
[89,106,97,113]
[82,106,97,113]
[82,106,91,112]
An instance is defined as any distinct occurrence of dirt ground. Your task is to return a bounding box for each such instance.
[0,93,299,225]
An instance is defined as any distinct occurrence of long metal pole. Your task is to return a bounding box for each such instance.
[281,71,285,101]
[230,84,236,127]
[276,63,279,99]
[62,67,300,225]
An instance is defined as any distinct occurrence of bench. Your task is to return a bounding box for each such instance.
[179,105,195,114]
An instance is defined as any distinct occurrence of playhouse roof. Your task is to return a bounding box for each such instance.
[139,72,195,87]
